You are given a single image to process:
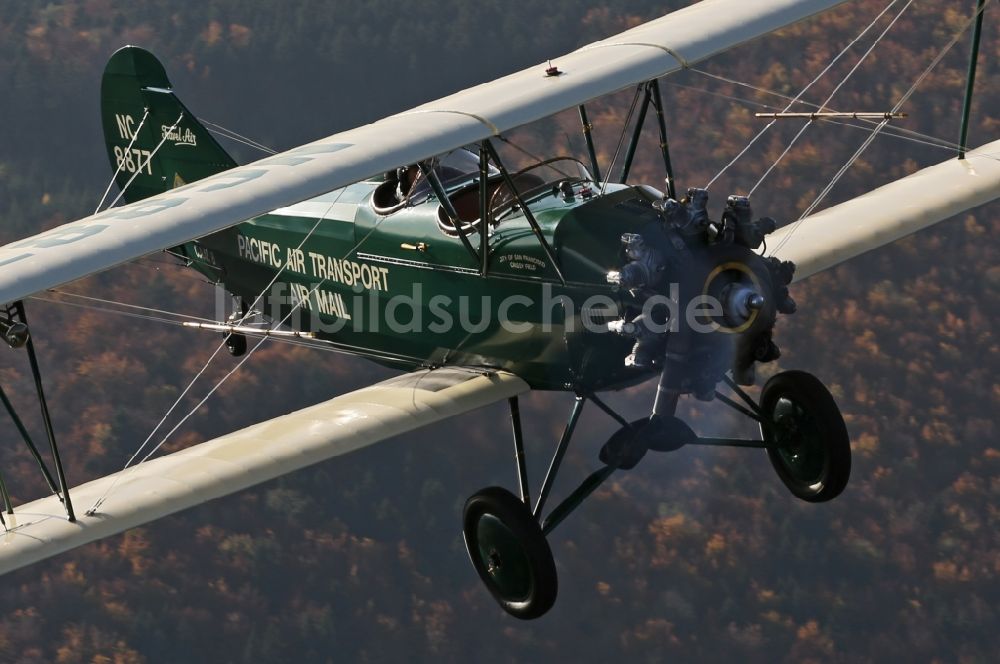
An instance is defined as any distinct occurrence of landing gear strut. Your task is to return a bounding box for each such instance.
[463,369,850,619]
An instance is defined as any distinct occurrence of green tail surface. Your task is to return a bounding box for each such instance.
[100,46,238,204]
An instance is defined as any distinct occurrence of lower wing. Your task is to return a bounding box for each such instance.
[771,138,1000,281]
[0,367,527,575]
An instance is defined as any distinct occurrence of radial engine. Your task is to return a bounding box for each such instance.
[607,188,797,396]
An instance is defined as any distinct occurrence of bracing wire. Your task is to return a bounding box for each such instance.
[86,183,397,514]
[105,112,184,210]
[682,71,966,153]
[94,108,150,214]
[201,118,278,155]
[704,0,903,189]
[769,1,990,256]
[746,0,916,196]
[85,193,340,514]
[667,78,965,154]
[30,293,423,363]
[44,289,216,324]
[601,86,643,195]
[97,203,399,503]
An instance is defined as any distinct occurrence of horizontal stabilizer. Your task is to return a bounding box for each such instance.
[0,368,528,576]
[771,139,1000,281]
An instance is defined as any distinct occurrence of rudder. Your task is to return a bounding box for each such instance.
[100,46,238,204]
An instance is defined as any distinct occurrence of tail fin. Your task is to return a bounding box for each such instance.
[100,46,238,204]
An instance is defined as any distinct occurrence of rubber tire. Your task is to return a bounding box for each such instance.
[463,486,557,620]
[760,370,851,502]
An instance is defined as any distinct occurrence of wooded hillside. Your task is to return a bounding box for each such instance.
[0,1,997,661]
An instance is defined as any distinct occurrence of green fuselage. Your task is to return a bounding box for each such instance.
[180,179,662,391]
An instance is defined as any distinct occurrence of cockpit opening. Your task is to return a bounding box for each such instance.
[436,157,594,237]
[371,149,596,240]
[371,149,495,215]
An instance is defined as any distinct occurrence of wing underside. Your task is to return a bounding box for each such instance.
[0,368,528,576]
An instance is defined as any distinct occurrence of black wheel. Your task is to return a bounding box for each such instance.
[225,333,247,357]
[760,370,850,502]
[463,486,557,620]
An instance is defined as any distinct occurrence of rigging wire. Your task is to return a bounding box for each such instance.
[201,118,278,155]
[601,86,643,195]
[496,136,581,180]
[746,120,815,197]
[769,2,989,257]
[30,295,207,328]
[29,292,423,364]
[105,113,184,210]
[94,108,150,214]
[683,71,967,153]
[86,193,339,514]
[746,0,916,197]
[86,194,340,513]
[198,118,278,154]
[43,289,216,324]
[86,184,395,514]
[663,80,775,110]
[110,206,398,489]
[704,0,903,189]
[666,78,966,154]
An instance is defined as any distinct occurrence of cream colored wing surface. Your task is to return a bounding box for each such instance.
[0,368,528,576]
[771,139,1000,281]
[0,0,848,306]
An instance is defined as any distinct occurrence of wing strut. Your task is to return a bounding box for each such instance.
[958,0,988,158]
[419,161,481,267]
[577,105,602,184]
[649,79,678,200]
[619,79,679,195]
[0,302,76,521]
[483,140,567,285]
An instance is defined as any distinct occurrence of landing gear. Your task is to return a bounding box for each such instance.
[760,370,851,502]
[463,487,557,620]
[463,370,850,619]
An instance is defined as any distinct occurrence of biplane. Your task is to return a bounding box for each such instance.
[0,0,996,620]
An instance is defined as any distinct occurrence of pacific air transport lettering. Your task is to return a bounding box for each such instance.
[308,251,389,291]
[285,247,306,274]
[237,235,283,268]
[236,237,390,293]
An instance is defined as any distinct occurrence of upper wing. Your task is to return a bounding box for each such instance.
[0,368,527,575]
[771,139,1000,281]
[0,0,847,306]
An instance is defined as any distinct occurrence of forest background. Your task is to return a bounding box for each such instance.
[0,1,998,662]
